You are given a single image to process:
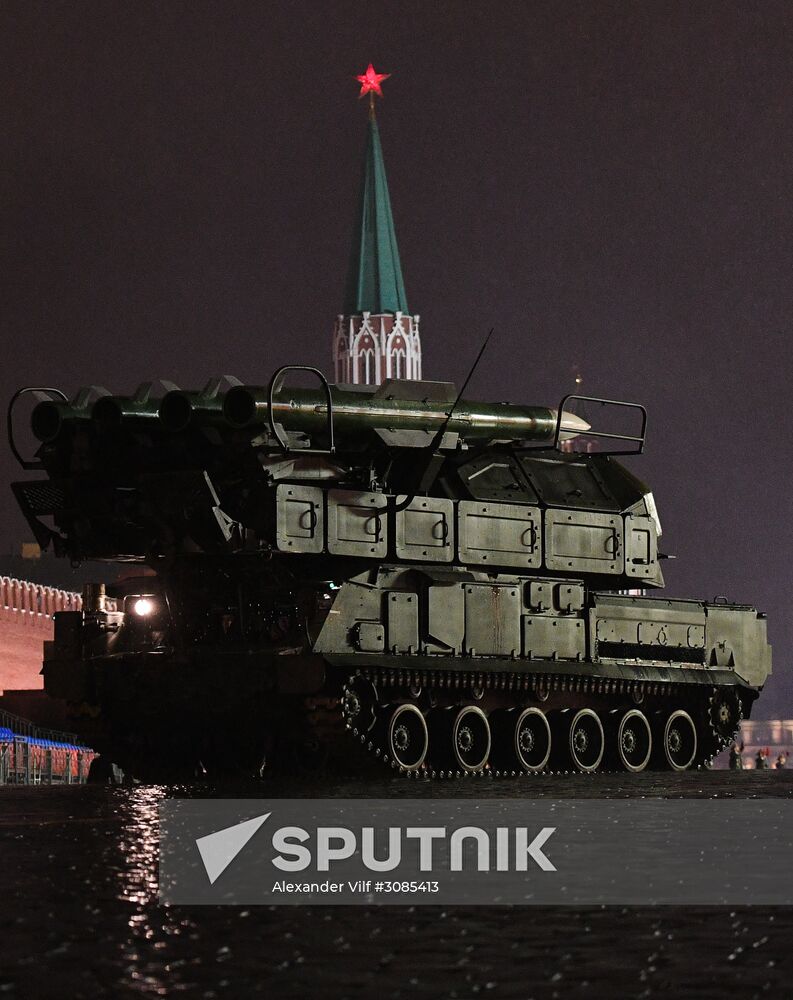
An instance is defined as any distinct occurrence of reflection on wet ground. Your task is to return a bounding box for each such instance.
[1,772,792,998]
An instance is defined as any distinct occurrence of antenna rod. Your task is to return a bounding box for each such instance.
[411,327,495,496]
[455,327,494,408]
[426,327,494,453]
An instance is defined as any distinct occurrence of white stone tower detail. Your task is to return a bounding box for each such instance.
[333,312,422,385]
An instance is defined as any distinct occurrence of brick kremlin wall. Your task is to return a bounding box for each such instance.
[0,578,81,693]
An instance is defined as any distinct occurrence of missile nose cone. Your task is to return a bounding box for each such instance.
[559,411,590,433]
[556,410,591,439]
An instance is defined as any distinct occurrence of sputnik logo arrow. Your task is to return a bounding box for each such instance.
[196,812,271,884]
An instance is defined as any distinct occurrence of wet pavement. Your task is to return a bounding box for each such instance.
[1,771,792,998]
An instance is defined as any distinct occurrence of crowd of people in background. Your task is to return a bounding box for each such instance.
[729,743,789,770]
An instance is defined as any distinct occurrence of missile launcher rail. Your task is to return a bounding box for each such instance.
[7,369,771,779]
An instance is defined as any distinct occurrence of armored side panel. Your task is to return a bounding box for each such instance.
[395,496,454,563]
[624,514,659,581]
[275,484,324,553]
[544,509,623,576]
[457,500,541,569]
[327,490,388,558]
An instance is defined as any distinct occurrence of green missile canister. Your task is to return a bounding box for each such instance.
[31,386,111,443]
[220,379,589,445]
[91,381,179,428]
[157,377,243,432]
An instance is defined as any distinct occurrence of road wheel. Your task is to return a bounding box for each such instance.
[387,704,428,771]
[452,706,491,772]
[663,709,698,770]
[568,709,604,772]
[616,709,652,772]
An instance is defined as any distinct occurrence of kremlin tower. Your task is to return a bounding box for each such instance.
[332,64,421,385]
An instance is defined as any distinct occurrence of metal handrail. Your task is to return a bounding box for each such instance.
[0,707,86,747]
[7,386,68,470]
[554,394,648,455]
[267,366,336,455]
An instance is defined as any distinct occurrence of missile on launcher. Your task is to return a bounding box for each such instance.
[155,376,588,448]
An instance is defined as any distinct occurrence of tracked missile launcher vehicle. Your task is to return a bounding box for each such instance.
[9,369,771,778]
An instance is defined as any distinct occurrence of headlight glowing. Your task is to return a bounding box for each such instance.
[132,597,155,617]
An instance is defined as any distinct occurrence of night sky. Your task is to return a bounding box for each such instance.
[1,3,791,714]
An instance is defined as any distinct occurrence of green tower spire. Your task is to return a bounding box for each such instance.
[343,107,409,315]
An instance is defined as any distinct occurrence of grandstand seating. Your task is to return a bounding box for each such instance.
[0,710,96,784]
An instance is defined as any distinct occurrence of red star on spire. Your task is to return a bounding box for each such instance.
[355,63,390,99]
